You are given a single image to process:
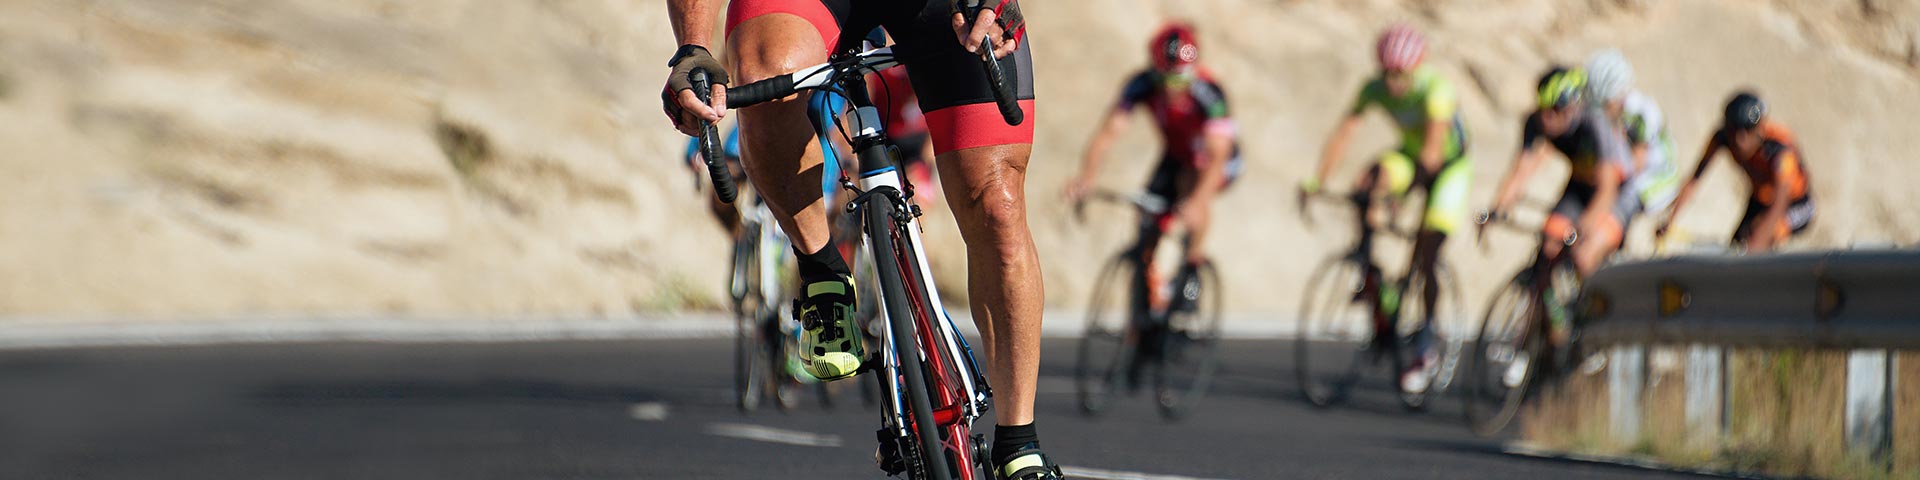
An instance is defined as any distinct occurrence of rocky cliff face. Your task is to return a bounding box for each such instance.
[1,0,1914,318]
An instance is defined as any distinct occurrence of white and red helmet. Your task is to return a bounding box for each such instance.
[1375,23,1426,71]
[1150,22,1201,73]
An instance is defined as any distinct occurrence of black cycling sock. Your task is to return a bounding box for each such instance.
[795,245,852,286]
[991,422,1040,466]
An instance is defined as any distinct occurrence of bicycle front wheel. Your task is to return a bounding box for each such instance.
[1156,262,1223,420]
[866,197,961,480]
[733,233,767,413]
[1463,270,1541,436]
[1075,254,1136,416]
[1295,255,1374,407]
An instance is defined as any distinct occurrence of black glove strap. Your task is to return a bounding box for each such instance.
[668,45,712,68]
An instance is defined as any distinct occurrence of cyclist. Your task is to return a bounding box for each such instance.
[1065,22,1240,307]
[1483,67,1634,348]
[662,1,1063,478]
[1583,50,1683,246]
[1656,91,1815,253]
[1303,23,1469,394]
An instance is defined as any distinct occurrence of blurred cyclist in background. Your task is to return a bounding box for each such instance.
[1656,91,1815,253]
[1066,21,1241,291]
[1304,23,1468,394]
[1582,49,1683,246]
[1484,67,1633,348]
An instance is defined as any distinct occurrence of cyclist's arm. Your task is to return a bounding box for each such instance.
[1663,139,1722,227]
[1491,144,1550,214]
[1417,119,1448,172]
[1076,107,1131,186]
[668,0,721,47]
[665,0,728,131]
[1417,81,1459,172]
[1313,115,1363,186]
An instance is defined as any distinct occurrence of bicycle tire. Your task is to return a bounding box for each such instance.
[1464,270,1540,436]
[1156,261,1222,420]
[734,232,766,413]
[865,196,955,480]
[1295,255,1374,407]
[1075,254,1135,416]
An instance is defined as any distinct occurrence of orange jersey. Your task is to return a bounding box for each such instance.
[1702,120,1810,204]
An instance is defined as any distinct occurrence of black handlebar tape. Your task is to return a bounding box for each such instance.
[690,69,737,204]
[725,75,796,109]
[980,40,1024,126]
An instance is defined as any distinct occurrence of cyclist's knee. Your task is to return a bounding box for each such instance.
[1542,214,1575,258]
[728,15,829,86]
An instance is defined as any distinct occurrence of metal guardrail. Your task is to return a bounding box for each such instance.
[1580,249,1920,349]
[1570,249,1918,467]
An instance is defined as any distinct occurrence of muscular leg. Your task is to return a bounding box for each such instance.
[1410,231,1445,326]
[1572,215,1624,277]
[936,143,1042,427]
[729,15,833,255]
[1173,169,1213,266]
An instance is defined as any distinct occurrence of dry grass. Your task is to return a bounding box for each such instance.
[1523,347,1918,478]
[1521,361,1616,453]
[1722,349,1849,478]
[1899,352,1919,475]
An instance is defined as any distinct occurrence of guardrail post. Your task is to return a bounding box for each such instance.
[1685,344,1723,444]
[1609,345,1645,441]
[1845,349,1891,462]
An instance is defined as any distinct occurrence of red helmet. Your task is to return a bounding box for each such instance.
[1376,23,1426,71]
[1150,23,1200,73]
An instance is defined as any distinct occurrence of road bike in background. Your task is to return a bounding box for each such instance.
[1460,209,1587,435]
[691,35,1022,479]
[1294,191,1464,411]
[1073,190,1224,420]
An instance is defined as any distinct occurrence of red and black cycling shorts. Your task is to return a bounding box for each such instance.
[726,0,1036,155]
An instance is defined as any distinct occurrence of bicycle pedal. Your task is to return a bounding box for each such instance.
[874,430,907,476]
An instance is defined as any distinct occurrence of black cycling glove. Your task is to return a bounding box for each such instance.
[662,45,729,127]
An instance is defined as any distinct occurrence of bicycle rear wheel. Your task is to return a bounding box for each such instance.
[1156,262,1222,419]
[1463,270,1541,436]
[1075,254,1136,416]
[865,196,960,480]
[1295,255,1376,407]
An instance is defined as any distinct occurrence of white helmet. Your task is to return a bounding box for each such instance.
[1584,49,1634,103]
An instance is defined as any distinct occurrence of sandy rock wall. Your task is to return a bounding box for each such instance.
[0,0,1914,318]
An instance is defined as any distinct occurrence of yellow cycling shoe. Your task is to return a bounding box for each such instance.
[796,276,865,381]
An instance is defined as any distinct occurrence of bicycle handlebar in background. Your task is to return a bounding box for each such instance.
[691,69,738,204]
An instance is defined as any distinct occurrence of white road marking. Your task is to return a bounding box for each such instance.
[1063,466,1235,480]
[627,402,669,421]
[703,422,843,448]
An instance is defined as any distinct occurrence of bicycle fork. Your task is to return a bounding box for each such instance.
[837,92,989,478]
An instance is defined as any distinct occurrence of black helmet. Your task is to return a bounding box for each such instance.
[1723,92,1766,130]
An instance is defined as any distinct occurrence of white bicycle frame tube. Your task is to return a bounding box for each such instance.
[847,102,988,420]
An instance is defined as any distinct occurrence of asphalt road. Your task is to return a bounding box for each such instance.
[0,336,1715,479]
